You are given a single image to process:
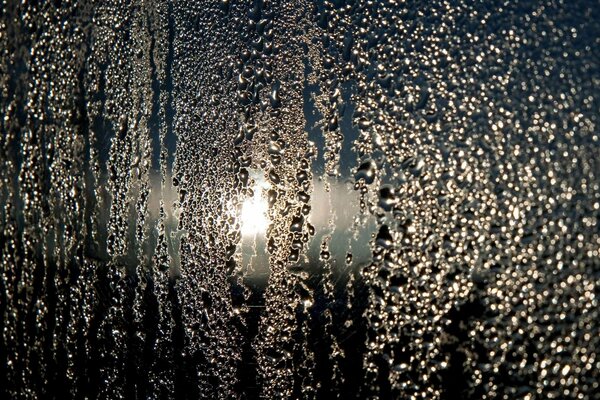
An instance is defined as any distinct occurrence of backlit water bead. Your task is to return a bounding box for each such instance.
[378,185,397,211]
[354,159,377,184]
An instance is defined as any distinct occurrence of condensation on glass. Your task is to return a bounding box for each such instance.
[0,1,598,399]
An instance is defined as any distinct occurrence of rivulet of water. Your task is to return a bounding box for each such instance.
[0,1,598,399]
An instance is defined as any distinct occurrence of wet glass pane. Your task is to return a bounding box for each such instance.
[0,1,598,399]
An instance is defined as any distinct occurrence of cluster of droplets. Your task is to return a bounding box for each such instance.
[0,0,598,399]
[312,1,599,398]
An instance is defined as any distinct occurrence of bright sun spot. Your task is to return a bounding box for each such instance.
[240,174,270,237]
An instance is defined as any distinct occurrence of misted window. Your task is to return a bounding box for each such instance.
[0,1,598,399]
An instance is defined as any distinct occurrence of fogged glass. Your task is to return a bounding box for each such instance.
[0,1,598,399]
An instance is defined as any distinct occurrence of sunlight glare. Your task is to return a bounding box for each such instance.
[240,176,270,237]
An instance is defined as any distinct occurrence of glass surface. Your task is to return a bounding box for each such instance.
[0,1,598,399]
